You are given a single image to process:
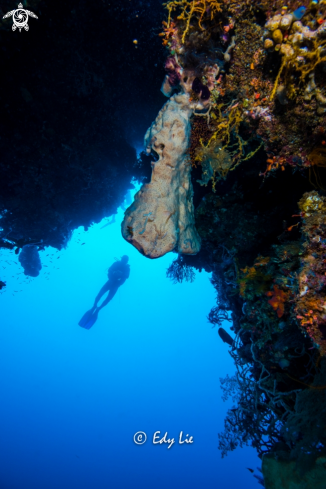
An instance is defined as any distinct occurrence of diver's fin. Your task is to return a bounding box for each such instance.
[79,309,99,330]
[78,308,96,328]
[83,310,99,330]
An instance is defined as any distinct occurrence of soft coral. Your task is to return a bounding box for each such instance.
[266,285,288,318]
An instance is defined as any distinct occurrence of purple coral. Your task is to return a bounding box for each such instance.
[164,56,181,86]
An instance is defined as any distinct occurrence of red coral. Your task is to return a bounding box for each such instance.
[266,285,288,318]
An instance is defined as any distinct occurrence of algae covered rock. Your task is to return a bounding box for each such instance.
[262,454,326,489]
[18,245,42,277]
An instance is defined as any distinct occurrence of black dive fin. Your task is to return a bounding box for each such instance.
[78,308,97,329]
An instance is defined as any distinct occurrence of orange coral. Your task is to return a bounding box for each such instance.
[239,265,272,298]
[260,155,286,178]
[266,285,289,318]
[254,256,270,267]
[296,300,326,356]
[159,20,178,46]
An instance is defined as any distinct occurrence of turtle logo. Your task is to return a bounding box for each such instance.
[2,3,38,32]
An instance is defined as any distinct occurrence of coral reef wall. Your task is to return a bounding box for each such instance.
[155,0,326,484]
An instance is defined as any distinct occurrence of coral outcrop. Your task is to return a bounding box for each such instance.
[122,93,201,258]
[160,1,326,484]
[18,245,42,277]
[263,453,326,489]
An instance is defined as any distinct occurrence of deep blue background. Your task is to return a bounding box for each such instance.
[0,194,261,488]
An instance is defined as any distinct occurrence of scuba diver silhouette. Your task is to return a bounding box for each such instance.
[78,255,130,329]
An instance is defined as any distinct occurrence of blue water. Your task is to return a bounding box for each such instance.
[0,191,260,488]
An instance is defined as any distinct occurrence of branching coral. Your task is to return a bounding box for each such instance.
[159,20,181,55]
[195,138,233,187]
[164,0,223,42]
[218,340,303,458]
[194,104,262,189]
[208,305,231,328]
[166,254,196,283]
[279,358,326,467]
[220,337,326,467]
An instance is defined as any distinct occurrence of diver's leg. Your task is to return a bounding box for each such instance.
[93,280,111,307]
[97,285,119,310]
